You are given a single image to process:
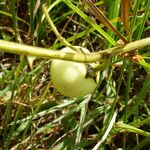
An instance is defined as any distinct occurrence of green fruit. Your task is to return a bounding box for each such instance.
[50,46,97,98]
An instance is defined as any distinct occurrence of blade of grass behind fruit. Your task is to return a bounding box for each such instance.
[33,0,40,20]
[20,63,52,140]
[106,0,121,26]
[2,55,25,149]
[126,74,150,119]
[5,105,24,147]
[11,99,81,138]
[13,105,110,139]
[53,17,120,49]
[136,0,150,40]
[122,61,132,149]
[130,0,140,37]
[106,0,121,48]
[123,61,132,123]
[93,110,118,150]
[21,80,52,140]
[62,0,116,46]
[131,117,150,128]
[41,0,62,21]
[84,0,128,43]
[29,0,35,34]
[42,4,82,52]
[9,62,45,139]
[10,64,45,139]
[131,137,150,150]
[75,96,90,150]
[115,122,150,137]
[0,10,29,26]
[103,59,127,132]
[121,0,132,41]
[36,98,90,134]
[11,0,21,42]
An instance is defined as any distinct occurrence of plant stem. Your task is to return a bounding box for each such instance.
[115,122,150,137]
[42,4,81,52]
[0,37,150,63]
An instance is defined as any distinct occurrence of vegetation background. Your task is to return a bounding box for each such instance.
[0,0,150,149]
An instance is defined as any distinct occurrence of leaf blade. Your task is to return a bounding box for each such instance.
[84,0,128,43]
[121,0,132,40]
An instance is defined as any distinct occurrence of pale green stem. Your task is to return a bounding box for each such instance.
[115,122,150,137]
[42,4,81,52]
[0,37,150,63]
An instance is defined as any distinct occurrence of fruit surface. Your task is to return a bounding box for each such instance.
[50,46,97,98]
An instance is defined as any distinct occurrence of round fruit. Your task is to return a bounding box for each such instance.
[50,46,97,98]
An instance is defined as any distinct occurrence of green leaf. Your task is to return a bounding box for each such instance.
[62,0,116,46]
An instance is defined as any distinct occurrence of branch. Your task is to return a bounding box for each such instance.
[0,37,150,63]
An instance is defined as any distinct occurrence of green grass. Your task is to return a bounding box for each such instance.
[0,0,150,149]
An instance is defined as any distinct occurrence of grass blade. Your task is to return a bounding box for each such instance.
[84,0,128,43]
[126,74,150,119]
[62,0,116,46]
[75,96,90,149]
[136,0,150,39]
[121,0,132,40]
